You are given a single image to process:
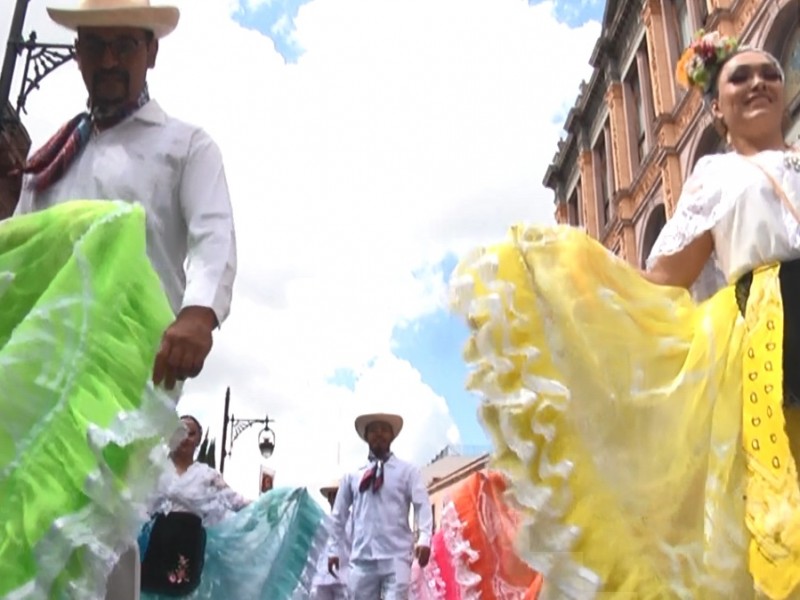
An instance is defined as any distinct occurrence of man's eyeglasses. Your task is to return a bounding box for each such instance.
[77,36,145,60]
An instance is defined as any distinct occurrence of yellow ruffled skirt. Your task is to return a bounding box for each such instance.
[450,225,800,600]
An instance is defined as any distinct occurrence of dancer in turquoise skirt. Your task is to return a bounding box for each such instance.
[139,415,328,599]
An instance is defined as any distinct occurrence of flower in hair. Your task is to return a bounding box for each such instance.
[676,29,739,92]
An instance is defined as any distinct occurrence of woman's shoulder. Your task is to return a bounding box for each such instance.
[691,149,782,181]
[188,461,218,480]
[678,152,744,210]
[689,152,735,179]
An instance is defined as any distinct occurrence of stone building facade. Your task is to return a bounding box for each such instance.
[425,453,488,531]
[544,0,800,267]
[0,103,31,220]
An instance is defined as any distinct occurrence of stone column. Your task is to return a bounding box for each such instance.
[733,0,762,34]
[555,201,568,224]
[642,0,676,115]
[661,155,684,218]
[622,224,638,265]
[578,150,599,237]
[605,82,633,191]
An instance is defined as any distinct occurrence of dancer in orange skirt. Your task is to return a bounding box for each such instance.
[411,471,542,598]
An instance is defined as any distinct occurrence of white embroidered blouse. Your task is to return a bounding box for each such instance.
[647,150,800,299]
[148,462,250,527]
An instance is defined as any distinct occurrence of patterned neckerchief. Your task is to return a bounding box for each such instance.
[359,452,393,493]
[19,84,151,192]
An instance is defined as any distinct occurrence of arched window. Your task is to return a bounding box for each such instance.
[641,204,667,267]
[692,125,726,169]
[784,28,800,103]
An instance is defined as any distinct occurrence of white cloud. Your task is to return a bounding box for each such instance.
[2,0,598,501]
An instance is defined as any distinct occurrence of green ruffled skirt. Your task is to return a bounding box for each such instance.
[0,200,180,598]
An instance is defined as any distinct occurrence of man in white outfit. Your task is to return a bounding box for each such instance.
[15,1,236,598]
[328,412,433,600]
[312,480,352,599]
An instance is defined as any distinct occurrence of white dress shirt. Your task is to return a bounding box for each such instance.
[15,99,236,324]
[329,455,433,565]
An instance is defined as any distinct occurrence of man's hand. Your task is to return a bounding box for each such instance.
[415,545,431,568]
[153,306,217,390]
[327,556,339,577]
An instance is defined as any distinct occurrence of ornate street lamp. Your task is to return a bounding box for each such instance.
[219,387,276,474]
[1,0,76,132]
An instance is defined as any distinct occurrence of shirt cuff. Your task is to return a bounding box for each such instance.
[180,300,224,329]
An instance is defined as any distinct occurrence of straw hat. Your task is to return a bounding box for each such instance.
[319,479,340,496]
[354,412,403,441]
[48,0,180,39]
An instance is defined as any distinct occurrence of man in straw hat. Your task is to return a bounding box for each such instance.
[14,1,236,599]
[328,412,433,599]
[16,0,235,395]
[312,479,352,599]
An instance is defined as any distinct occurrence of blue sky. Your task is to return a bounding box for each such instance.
[328,255,487,448]
[233,0,605,452]
[544,0,605,27]
[234,0,605,63]
[391,255,486,446]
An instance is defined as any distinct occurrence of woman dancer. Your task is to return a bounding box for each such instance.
[140,415,328,599]
[451,31,800,599]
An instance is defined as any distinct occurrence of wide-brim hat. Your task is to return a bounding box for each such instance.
[47,0,180,39]
[354,412,403,441]
[319,479,340,496]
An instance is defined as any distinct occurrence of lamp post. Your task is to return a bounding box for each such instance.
[1,0,75,131]
[219,387,276,475]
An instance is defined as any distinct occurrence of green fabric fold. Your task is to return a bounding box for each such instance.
[0,200,180,599]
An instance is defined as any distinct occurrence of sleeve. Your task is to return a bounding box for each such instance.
[329,474,354,557]
[646,154,727,300]
[409,466,433,547]
[210,470,250,511]
[178,129,237,326]
[13,177,34,216]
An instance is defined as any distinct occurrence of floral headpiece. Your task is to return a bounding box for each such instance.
[676,30,739,94]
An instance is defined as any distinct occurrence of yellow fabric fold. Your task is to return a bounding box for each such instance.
[451,225,800,599]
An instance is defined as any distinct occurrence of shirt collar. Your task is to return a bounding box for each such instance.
[132,99,167,126]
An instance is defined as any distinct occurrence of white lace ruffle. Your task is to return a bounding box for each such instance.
[450,248,607,599]
[440,500,482,598]
[646,154,733,301]
[646,156,727,266]
[6,387,178,600]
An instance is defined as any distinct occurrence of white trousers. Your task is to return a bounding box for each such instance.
[312,584,349,600]
[105,545,140,600]
[348,559,411,600]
